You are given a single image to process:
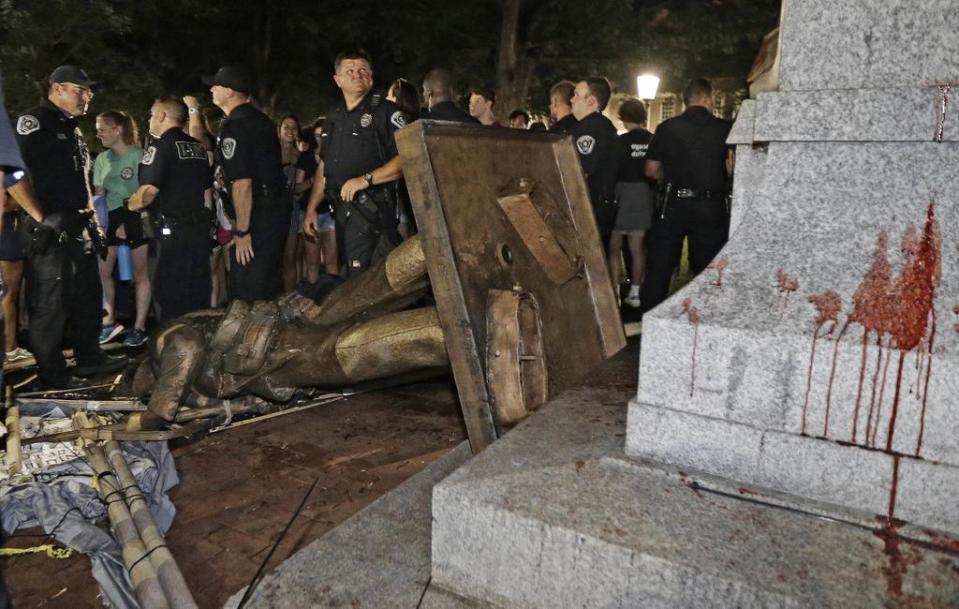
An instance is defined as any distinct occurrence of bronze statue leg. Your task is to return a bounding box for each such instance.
[305,234,429,325]
[267,306,448,388]
[145,322,207,421]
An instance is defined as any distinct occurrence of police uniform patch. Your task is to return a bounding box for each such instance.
[360,113,373,128]
[142,146,157,166]
[576,135,596,155]
[120,167,135,180]
[221,137,237,160]
[390,111,406,129]
[176,141,207,160]
[16,115,39,136]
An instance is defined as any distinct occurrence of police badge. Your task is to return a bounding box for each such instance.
[16,115,39,136]
[360,113,373,128]
[576,135,596,155]
[221,137,237,160]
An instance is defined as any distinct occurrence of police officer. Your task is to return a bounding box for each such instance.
[304,48,405,278]
[548,80,578,134]
[421,68,479,124]
[128,97,213,321]
[570,77,621,249]
[206,65,289,302]
[13,65,127,388]
[640,78,733,315]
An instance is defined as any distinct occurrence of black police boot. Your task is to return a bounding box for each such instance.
[42,374,87,390]
[74,353,129,378]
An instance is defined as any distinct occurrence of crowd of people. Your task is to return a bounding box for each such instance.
[0,48,733,390]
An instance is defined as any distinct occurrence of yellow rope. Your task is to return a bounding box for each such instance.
[0,544,72,559]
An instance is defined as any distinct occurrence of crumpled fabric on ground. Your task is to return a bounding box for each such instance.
[0,437,179,609]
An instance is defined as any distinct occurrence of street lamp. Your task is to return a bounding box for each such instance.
[636,74,660,102]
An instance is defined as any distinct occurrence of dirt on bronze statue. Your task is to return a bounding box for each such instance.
[128,236,445,431]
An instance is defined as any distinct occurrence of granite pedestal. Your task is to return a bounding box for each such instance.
[629,0,959,538]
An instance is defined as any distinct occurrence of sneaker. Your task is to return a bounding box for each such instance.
[99,323,125,344]
[122,328,149,348]
[624,294,642,308]
[5,347,33,363]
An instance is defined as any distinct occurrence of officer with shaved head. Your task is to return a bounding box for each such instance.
[128,96,213,320]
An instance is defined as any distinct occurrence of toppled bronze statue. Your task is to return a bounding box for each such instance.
[128,236,449,430]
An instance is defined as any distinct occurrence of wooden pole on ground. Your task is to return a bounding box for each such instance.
[103,439,198,609]
[83,431,171,608]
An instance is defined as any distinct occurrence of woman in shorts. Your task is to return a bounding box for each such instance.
[610,99,655,308]
[294,119,337,280]
[0,202,29,363]
[93,110,149,346]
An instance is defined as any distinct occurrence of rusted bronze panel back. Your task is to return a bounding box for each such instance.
[397,122,625,452]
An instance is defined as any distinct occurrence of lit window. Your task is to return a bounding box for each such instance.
[661,98,675,120]
[713,95,725,118]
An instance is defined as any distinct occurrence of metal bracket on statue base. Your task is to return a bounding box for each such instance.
[397,121,625,452]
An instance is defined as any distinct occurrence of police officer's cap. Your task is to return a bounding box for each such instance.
[203,66,253,94]
[49,65,100,91]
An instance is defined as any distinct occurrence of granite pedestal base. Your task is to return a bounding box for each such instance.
[429,387,959,609]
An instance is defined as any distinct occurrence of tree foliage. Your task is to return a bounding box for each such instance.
[0,0,780,131]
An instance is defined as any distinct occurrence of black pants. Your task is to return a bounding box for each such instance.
[155,228,212,321]
[229,197,290,302]
[26,239,104,382]
[332,190,400,279]
[639,197,730,315]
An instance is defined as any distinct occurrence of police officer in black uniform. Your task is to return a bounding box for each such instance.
[640,78,733,315]
[304,48,405,278]
[570,77,621,249]
[14,65,127,388]
[548,80,578,134]
[206,65,289,302]
[128,96,213,321]
[421,68,479,124]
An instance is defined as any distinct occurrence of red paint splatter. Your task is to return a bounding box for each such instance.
[847,231,897,444]
[777,269,799,294]
[875,455,909,599]
[864,335,883,444]
[681,298,701,397]
[885,204,940,453]
[707,255,729,287]
[823,321,850,436]
[851,332,869,443]
[802,290,842,435]
[804,203,941,454]
[871,343,893,448]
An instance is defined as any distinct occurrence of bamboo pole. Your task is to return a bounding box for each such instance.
[103,440,197,609]
[5,387,21,475]
[84,442,171,608]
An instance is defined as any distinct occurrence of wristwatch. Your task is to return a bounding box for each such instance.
[363,172,374,186]
[232,227,251,237]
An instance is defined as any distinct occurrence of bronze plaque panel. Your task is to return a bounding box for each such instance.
[397,121,626,452]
